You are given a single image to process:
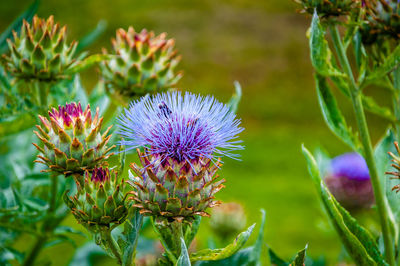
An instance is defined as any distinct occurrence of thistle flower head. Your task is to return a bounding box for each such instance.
[64,167,128,232]
[100,27,182,102]
[33,102,114,175]
[123,92,243,222]
[325,152,374,210]
[118,92,243,165]
[2,15,79,82]
[294,0,361,19]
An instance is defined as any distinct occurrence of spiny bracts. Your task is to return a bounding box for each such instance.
[361,0,400,45]
[64,167,128,232]
[100,27,182,102]
[33,102,114,176]
[387,142,400,192]
[2,15,80,82]
[294,0,360,19]
[128,149,225,222]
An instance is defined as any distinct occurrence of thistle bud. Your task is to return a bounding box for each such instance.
[209,202,247,241]
[360,0,400,45]
[119,92,243,223]
[294,0,361,19]
[386,141,400,192]
[2,15,79,82]
[64,167,128,232]
[100,27,182,102]
[33,102,114,176]
[324,153,374,210]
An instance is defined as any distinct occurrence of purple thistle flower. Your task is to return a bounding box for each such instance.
[90,167,110,183]
[325,152,374,210]
[117,92,243,164]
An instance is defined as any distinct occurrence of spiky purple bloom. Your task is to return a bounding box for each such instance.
[117,92,243,164]
[90,167,110,183]
[325,152,374,210]
[48,102,92,128]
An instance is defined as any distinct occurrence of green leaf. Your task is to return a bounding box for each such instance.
[176,238,191,266]
[184,216,201,247]
[67,54,113,74]
[76,20,107,54]
[374,129,399,244]
[248,209,266,265]
[69,241,107,266]
[302,145,388,266]
[291,244,307,266]
[227,81,242,114]
[366,45,400,83]
[268,248,289,266]
[0,0,39,54]
[117,208,143,266]
[190,224,255,262]
[315,74,362,153]
[309,12,345,78]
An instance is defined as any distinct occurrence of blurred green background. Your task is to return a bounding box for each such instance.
[0,0,391,265]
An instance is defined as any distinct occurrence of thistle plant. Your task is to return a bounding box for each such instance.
[33,102,115,176]
[118,91,244,263]
[100,27,182,104]
[297,0,400,263]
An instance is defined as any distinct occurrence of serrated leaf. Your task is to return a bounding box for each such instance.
[309,12,345,78]
[302,145,388,266]
[117,208,143,266]
[291,244,307,266]
[315,74,362,153]
[227,81,242,114]
[190,224,255,262]
[176,238,191,266]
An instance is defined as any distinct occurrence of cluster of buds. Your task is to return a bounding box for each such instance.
[64,168,128,232]
[2,15,79,82]
[33,102,114,176]
[209,202,247,241]
[100,27,182,102]
[294,0,360,19]
[324,153,374,210]
[361,0,400,45]
[129,150,224,223]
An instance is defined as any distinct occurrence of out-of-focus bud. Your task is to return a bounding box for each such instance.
[209,202,247,241]
[324,152,374,211]
[294,0,361,20]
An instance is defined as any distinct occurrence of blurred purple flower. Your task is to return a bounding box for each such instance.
[325,152,374,210]
[117,91,243,164]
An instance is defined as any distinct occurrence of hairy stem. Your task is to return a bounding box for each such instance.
[329,25,395,265]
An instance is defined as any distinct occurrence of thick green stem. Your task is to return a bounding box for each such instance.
[22,236,47,266]
[392,67,400,142]
[103,229,122,265]
[329,25,395,265]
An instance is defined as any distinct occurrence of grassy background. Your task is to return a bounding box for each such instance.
[0,0,391,264]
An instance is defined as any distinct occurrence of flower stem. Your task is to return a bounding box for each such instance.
[103,229,122,265]
[392,67,400,142]
[329,25,395,265]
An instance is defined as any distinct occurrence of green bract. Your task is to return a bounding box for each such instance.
[100,27,182,103]
[128,149,225,223]
[64,168,128,233]
[33,102,114,176]
[2,15,80,82]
